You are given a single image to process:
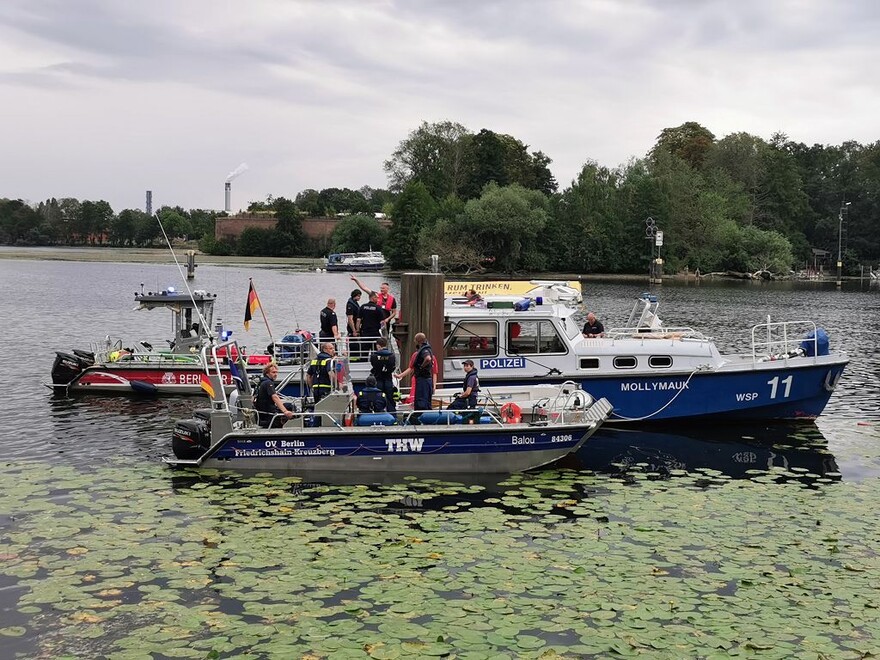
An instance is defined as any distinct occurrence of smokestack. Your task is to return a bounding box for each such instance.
[145,190,152,216]
[224,162,248,213]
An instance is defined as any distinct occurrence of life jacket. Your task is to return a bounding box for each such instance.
[377,292,395,312]
[415,343,434,379]
[308,351,333,389]
[461,369,479,407]
[357,386,387,413]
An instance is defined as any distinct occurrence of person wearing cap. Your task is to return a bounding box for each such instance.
[447,359,479,410]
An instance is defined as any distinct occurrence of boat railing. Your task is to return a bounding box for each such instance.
[272,332,390,366]
[605,326,707,341]
[751,319,817,363]
[91,336,203,365]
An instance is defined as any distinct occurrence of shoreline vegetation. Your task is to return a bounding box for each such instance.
[0,245,864,282]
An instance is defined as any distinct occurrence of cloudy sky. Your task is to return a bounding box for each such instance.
[1,0,878,213]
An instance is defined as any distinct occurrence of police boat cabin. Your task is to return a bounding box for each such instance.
[440,292,847,424]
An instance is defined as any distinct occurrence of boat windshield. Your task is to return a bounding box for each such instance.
[562,316,581,341]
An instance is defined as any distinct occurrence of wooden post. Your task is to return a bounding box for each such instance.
[398,272,445,380]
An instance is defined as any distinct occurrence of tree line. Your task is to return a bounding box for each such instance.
[3,120,878,274]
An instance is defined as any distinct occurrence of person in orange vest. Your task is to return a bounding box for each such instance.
[351,275,397,320]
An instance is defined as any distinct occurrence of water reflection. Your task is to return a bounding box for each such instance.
[570,423,839,480]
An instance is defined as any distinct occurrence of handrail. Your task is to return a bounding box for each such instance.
[750,319,817,362]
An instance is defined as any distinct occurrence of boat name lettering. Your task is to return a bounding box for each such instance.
[551,434,573,443]
[620,381,688,392]
[264,440,306,448]
[511,435,535,445]
[232,447,335,457]
[480,357,526,370]
[385,438,425,452]
[735,392,759,402]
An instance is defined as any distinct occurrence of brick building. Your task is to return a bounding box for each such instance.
[215,213,390,242]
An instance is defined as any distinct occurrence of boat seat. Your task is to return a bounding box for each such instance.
[356,413,397,426]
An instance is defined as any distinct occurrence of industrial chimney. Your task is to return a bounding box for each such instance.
[145,190,152,216]
[224,162,248,213]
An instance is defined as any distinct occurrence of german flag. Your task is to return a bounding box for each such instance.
[243,280,261,331]
[200,374,216,399]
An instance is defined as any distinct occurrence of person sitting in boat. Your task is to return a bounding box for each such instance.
[465,289,486,307]
[306,342,337,404]
[447,359,479,411]
[255,363,294,428]
[582,312,605,338]
[356,375,388,413]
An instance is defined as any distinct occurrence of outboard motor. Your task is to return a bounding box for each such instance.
[51,351,93,386]
[171,414,211,460]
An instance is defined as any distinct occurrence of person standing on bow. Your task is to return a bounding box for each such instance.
[319,298,340,342]
[255,363,294,428]
[369,337,397,412]
[446,359,479,411]
[306,342,336,405]
[396,332,434,412]
[582,312,605,338]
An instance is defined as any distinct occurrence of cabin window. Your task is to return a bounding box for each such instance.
[507,320,566,355]
[580,357,599,369]
[563,316,581,340]
[445,321,498,357]
[648,355,672,368]
[613,356,637,369]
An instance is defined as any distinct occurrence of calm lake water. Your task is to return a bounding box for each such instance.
[1,257,879,658]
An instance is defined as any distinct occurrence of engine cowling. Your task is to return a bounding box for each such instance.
[171,418,211,460]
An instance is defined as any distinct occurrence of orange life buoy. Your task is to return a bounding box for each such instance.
[500,402,522,424]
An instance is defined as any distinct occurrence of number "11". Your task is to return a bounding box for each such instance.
[767,375,793,399]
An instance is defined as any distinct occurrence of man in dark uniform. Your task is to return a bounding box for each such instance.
[345,289,362,337]
[319,298,340,341]
[306,342,336,405]
[255,363,294,428]
[356,375,387,413]
[370,337,397,412]
[582,312,605,338]
[397,332,434,413]
[358,292,389,345]
[447,359,479,411]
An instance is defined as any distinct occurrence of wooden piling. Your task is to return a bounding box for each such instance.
[395,272,445,378]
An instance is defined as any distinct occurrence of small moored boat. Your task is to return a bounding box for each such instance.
[325,251,386,272]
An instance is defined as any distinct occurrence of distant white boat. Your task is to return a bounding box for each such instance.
[325,251,386,272]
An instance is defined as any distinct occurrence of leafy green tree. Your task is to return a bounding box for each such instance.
[461,183,550,273]
[386,181,437,268]
[273,197,304,238]
[0,199,44,244]
[237,227,275,256]
[111,209,149,246]
[330,214,387,252]
[188,209,217,241]
[385,120,473,200]
[295,189,322,216]
[652,122,716,169]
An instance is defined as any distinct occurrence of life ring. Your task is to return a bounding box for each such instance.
[500,402,522,424]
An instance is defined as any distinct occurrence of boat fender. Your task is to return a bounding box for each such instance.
[130,380,159,396]
[500,402,522,424]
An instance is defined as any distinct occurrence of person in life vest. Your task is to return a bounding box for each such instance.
[369,337,397,412]
[306,342,336,404]
[396,332,434,412]
[447,359,479,410]
[356,375,387,413]
[255,363,294,428]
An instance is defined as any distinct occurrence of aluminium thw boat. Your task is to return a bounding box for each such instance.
[166,343,612,473]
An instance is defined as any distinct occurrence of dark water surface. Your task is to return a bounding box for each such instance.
[1,259,879,658]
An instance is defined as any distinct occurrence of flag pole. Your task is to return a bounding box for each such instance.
[249,278,275,345]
